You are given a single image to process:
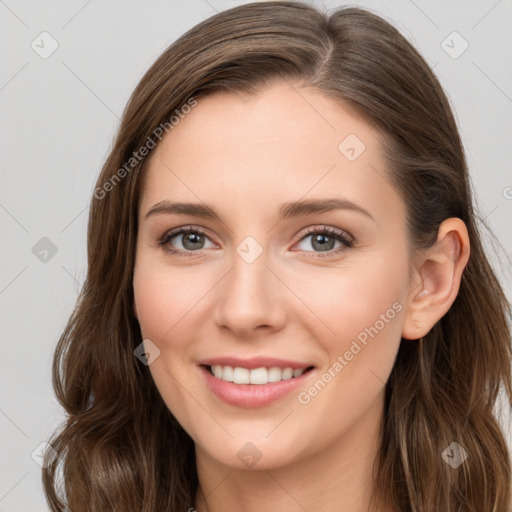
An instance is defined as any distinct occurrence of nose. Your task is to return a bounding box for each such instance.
[214,247,287,337]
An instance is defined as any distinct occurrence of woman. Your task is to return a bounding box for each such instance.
[42,2,512,511]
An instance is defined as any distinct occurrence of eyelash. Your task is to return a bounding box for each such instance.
[157,225,354,259]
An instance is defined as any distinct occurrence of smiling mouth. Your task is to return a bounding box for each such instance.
[202,364,315,385]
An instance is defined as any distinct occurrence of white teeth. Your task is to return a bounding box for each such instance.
[209,365,308,385]
[268,367,282,382]
[282,368,293,380]
[233,367,249,384]
[249,367,268,385]
[222,365,234,382]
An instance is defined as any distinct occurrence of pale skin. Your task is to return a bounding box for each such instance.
[132,81,470,512]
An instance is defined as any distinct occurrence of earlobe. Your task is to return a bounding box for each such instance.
[402,218,470,340]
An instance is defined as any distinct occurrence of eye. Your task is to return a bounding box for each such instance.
[293,226,354,258]
[158,226,216,257]
[158,225,354,258]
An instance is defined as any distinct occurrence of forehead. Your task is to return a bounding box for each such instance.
[139,81,404,225]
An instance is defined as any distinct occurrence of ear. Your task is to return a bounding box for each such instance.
[402,218,470,340]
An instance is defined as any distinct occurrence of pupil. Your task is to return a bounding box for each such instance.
[184,233,203,249]
[313,234,334,252]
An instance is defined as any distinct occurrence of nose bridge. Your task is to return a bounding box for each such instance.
[215,237,285,333]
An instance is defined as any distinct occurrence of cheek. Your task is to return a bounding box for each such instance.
[132,260,216,406]
[294,248,407,412]
[340,272,403,344]
[297,251,407,344]
[133,261,206,343]
[291,259,406,446]
[133,263,204,430]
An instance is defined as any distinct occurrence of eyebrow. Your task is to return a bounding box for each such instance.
[144,198,375,223]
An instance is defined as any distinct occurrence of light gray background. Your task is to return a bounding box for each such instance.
[1,0,511,510]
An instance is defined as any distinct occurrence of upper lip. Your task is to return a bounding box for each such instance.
[197,357,314,370]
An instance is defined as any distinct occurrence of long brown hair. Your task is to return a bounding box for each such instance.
[42,2,512,510]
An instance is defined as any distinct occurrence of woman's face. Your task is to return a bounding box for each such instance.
[133,81,413,471]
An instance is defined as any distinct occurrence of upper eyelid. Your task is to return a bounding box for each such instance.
[163,225,216,244]
[301,225,353,240]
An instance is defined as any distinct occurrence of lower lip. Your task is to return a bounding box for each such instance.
[199,365,314,408]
